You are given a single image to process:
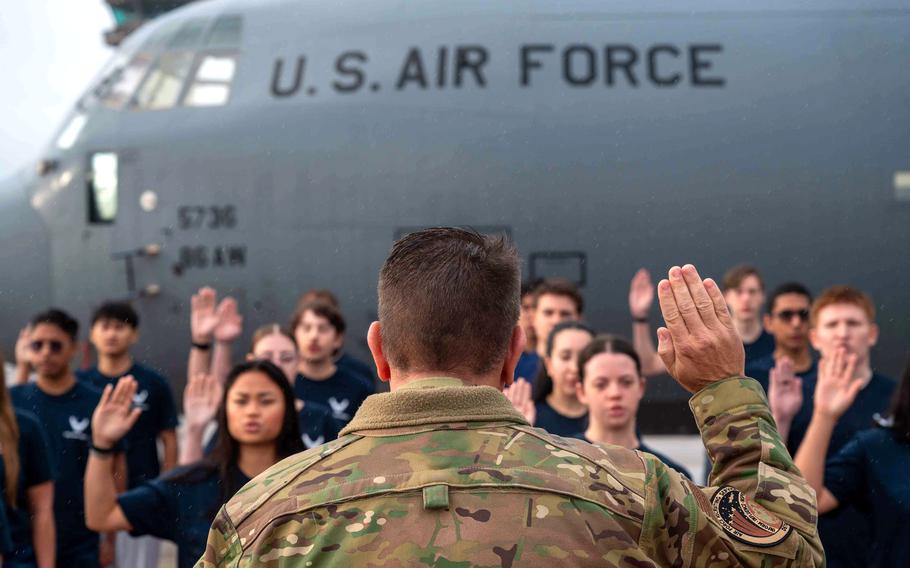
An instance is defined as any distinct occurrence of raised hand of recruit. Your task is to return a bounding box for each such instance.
[183,372,223,431]
[92,376,143,449]
[813,347,862,420]
[655,265,745,392]
[213,296,243,343]
[629,268,655,319]
[191,287,220,344]
[503,379,536,425]
[768,357,803,423]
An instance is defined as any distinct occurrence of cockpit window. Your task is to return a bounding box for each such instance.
[102,53,155,109]
[88,152,119,224]
[205,15,242,47]
[184,54,237,107]
[169,18,207,49]
[133,51,195,110]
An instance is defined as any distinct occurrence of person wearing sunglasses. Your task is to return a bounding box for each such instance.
[770,286,896,568]
[9,309,125,568]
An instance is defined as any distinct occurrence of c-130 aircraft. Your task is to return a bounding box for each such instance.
[1,0,909,433]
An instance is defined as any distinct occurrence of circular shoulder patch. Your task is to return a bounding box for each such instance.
[710,486,793,547]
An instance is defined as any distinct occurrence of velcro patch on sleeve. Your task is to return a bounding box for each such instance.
[711,486,793,547]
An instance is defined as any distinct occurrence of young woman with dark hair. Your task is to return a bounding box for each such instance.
[574,335,691,478]
[793,349,910,568]
[506,321,594,436]
[84,361,305,568]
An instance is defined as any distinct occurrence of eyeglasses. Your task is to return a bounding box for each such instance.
[774,309,810,323]
[30,339,64,353]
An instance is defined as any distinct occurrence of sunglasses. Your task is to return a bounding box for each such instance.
[30,339,64,353]
[774,309,810,323]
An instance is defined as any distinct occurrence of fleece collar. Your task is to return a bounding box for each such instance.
[339,377,529,436]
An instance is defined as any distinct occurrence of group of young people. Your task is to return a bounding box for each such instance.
[510,265,909,567]
[0,289,374,568]
[0,264,908,567]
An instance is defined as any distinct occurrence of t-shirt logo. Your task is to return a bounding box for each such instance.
[132,390,150,411]
[328,397,351,420]
[63,416,90,441]
[302,434,325,448]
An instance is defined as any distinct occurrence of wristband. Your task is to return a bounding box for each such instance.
[192,341,212,350]
[632,316,649,323]
[91,444,116,457]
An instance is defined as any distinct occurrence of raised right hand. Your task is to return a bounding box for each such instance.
[15,325,32,367]
[183,373,223,431]
[768,357,803,423]
[92,376,143,449]
[191,287,219,344]
[629,268,654,319]
[813,347,862,420]
[503,378,536,425]
[655,265,745,393]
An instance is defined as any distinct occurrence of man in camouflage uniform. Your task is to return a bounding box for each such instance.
[197,228,824,567]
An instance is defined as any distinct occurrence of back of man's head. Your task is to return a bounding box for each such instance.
[378,227,520,375]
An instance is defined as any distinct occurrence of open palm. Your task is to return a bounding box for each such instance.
[92,376,143,448]
[814,348,863,419]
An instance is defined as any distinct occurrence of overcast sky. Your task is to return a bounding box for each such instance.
[0,2,113,181]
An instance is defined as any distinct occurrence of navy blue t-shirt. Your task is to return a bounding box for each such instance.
[118,464,250,568]
[77,362,179,488]
[573,434,692,479]
[336,352,376,385]
[294,369,374,425]
[4,409,54,564]
[514,351,541,383]
[10,381,108,562]
[744,329,775,366]
[825,428,910,568]
[534,400,587,437]
[790,372,896,568]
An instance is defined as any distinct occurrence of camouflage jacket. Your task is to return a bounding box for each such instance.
[196,377,824,567]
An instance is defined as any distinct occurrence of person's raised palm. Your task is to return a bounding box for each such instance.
[629,268,654,319]
[14,325,32,366]
[814,347,862,419]
[92,376,143,448]
[183,373,222,431]
[191,287,219,343]
[213,297,243,343]
[655,265,745,393]
[768,357,803,423]
[503,379,536,425]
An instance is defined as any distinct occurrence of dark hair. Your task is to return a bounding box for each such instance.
[766,282,812,315]
[521,279,543,299]
[31,308,79,341]
[297,289,340,310]
[889,355,910,444]
[531,320,595,403]
[722,265,764,293]
[577,335,643,385]
[533,278,584,314]
[172,360,304,502]
[291,301,346,336]
[378,227,520,375]
[91,301,139,328]
[0,353,20,504]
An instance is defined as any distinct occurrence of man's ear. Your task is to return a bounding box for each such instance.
[367,322,392,382]
[868,323,880,348]
[762,314,773,334]
[809,328,820,351]
[500,325,526,389]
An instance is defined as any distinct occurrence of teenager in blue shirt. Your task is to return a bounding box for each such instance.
[514,279,583,383]
[773,286,896,568]
[794,351,910,568]
[505,321,593,437]
[0,362,55,568]
[85,361,305,568]
[574,334,692,478]
[293,302,373,424]
[9,309,123,567]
